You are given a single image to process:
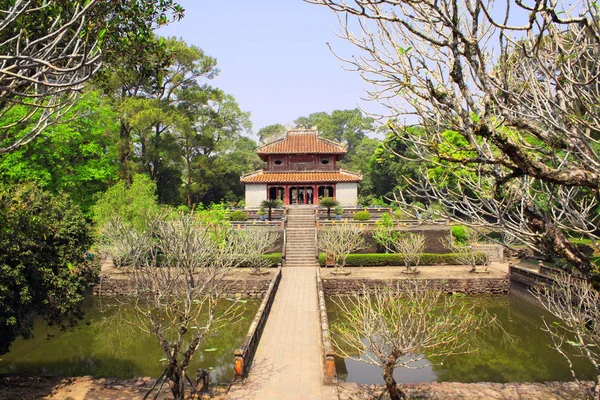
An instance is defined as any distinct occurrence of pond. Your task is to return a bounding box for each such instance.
[327,291,597,384]
[0,296,259,384]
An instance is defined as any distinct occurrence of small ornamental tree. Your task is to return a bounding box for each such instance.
[318,224,367,274]
[319,197,339,220]
[237,228,280,274]
[0,183,98,354]
[260,199,283,221]
[395,233,426,274]
[99,212,253,399]
[331,281,494,400]
[444,227,490,273]
[534,273,600,400]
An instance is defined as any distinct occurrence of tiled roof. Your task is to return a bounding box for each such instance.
[240,170,362,184]
[257,129,346,155]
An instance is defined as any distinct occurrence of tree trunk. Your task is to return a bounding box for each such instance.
[168,365,185,400]
[383,363,405,400]
[268,207,272,221]
[523,204,594,277]
[118,120,133,186]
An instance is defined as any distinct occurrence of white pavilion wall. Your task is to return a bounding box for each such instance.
[336,183,358,206]
[245,184,267,207]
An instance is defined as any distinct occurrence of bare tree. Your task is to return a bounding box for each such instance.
[534,273,600,400]
[100,212,249,399]
[237,228,280,274]
[444,227,490,273]
[331,281,493,400]
[305,0,600,278]
[318,223,367,274]
[394,232,425,274]
[0,0,183,153]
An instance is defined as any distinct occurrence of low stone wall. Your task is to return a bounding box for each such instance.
[93,274,274,298]
[316,267,336,384]
[322,276,509,295]
[509,265,555,290]
[473,243,504,262]
[338,381,594,400]
[233,267,282,381]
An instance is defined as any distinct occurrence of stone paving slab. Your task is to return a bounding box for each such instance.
[227,267,337,400]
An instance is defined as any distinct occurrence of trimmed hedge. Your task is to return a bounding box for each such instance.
[229,210,249,221]
[353,210,371,221]
[239,253,282,268]
[318,252,487,267]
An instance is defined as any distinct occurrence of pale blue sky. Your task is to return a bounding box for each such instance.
[157,1,382,135]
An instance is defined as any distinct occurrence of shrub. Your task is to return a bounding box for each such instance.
[0,183,98,354]
[318,253,487,267]
[451,225,467,244]
[353,210,371,221]
[229,210,249,221]
[239,253,282,268]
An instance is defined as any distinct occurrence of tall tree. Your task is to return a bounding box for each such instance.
[257,123,287,144]
[306,0,600,276]
[0,0,184,155]
[294,108,375,158]
[0,91,119,216]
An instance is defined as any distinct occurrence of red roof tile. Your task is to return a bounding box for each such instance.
[257,129,346,155]
[240,170,362,184]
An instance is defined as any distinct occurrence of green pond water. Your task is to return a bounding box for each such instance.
[327,291,597,384]
[0,297,259,384]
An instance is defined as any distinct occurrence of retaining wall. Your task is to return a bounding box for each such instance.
[93,273,274,298]
[322,276,509,295]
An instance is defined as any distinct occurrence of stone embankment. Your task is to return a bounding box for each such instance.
[93,272,275,298]
[338,381,594,400]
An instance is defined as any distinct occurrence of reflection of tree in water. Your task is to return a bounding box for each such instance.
[328,294,597,383]
[0,297,259,382]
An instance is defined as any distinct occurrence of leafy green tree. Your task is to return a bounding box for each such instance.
[257,123,287,144]
[0,183,98,354]
[92,174,159,230]
[294,109,375,161]
[0,0,184,155]
[0,91,120,216]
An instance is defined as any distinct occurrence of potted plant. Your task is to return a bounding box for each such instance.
[258,208,267,221]
[334,207,343,220]
[319,197,339,220]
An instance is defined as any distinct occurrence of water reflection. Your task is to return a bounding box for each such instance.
[0,297,258,383]
[327,291,597,384]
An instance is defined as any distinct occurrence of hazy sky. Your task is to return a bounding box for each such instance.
[157,1,383,135]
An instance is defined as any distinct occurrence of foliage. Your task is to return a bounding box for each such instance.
[238,253,282,268]
[306,0,600,277]
[330,282,493,399]
[319,197,339,220]
[229,210,249,221]
[451,226,468,244]
[353,210,371,221]
[0,183,98,354]
[257,124,287,144]
[92,174,159,231]
[335,207,344,216]
[318,253,486,267]
[0,91,120,216]
[260,199,283,221]
[0,0,183,154]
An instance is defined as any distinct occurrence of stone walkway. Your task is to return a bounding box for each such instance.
[227,267,337,400]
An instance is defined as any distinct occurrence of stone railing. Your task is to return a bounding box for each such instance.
[233,267,282,382]
[509,264,556,289]
[316,267,336,384]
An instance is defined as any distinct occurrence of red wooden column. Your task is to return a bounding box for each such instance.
[284,185,289,205]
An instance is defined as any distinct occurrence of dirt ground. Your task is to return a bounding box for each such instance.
[320,262,509,280]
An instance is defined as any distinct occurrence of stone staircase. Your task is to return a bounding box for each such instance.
[284,208,317,267]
